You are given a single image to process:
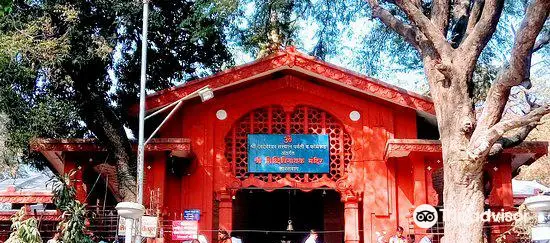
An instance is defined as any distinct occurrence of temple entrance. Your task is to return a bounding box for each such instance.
[232,189,344,243]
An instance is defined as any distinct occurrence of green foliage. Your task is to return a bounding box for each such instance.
[224,0,548,97]
[51,171,78,210]
[50,171,94,243]
[224,0,366,59]
[5,208,42,243]
[0,0,11,17]
[59,201,94,243]
[355,21,422,77]
[0,0,233,168]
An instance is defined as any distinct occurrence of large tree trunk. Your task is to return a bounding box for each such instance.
[425,59,486,243]
[442,145,485,243]
[66,60,137,202]
[366,0,549,242]
[78,94,137,202]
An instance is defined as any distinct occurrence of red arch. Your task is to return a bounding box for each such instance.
[224,105,352,190]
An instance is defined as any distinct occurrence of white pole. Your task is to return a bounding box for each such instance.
[136,0,149,242]
[125,218,134,243]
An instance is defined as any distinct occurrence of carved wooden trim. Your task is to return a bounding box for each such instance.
[336,174,361,203]
[139,47,435,115]
[224,105,351,190]
[0,212,61,222]
[30,138,191,153]
[385,139,548,160]
[0,195,53,204]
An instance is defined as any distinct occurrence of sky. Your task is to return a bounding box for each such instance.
[226,2,431,94]
[225,0,547,95]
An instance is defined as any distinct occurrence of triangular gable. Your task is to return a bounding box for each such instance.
[135,46,435,115]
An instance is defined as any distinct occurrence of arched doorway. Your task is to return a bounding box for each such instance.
[222,105,355,243]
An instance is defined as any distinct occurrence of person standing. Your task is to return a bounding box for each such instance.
[388,226,407,243]
[304,230,318,243]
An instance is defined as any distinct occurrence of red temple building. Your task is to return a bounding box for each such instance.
[29,47,548,243]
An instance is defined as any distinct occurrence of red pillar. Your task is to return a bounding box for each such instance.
[217,190,233,233]
[411,154,428,240]
[487,156,514,242]
[64,161,87,203]
[342,191,360,243]
[412,154,427,205]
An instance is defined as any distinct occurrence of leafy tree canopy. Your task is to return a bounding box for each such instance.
[0,0,232,175]
[222,0,548,98]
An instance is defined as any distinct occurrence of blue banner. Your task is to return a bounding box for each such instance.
[247,134,330,173]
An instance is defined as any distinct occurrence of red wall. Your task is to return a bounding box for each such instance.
[146,73,419,242]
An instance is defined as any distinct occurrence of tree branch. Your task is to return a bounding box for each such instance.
[469,104,550,160]
[475,0,550,133]
[459,0,504,66]
[395,0,453,56]
[487,104,550,143]
[431,0,450,35]
[465,0,484,39]
[488,124,535,156]
[366,0,421,48]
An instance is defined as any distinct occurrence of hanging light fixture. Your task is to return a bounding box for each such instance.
[198,86,214,102]
[287,220,294,231]
[287,190,293,231]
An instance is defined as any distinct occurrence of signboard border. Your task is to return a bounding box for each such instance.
[247,134,330,174]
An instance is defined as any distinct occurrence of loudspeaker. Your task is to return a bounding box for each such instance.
[167,155,195,177]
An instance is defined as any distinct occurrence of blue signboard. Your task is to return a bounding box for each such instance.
[247,134,330,173]
[183,209,200,221]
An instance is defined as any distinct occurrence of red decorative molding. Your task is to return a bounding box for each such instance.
[224,105,351,190]
[384,139,442,160]
[503,141,548,155]
[384,139,549,160]
[0,186,53,204]
[136,47,435,115]
[30,138,191,152]
[336,175,361,203]
[215,188,237,202]
[0,211,61,222]
[0,194,53,204]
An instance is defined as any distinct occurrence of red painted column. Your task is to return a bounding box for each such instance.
[487,155,514,242]
[342,191,360,243]
[64,161,87,203]
[411,154,428,240]
[73,168,86,203]
[412,154,427,205]
[487,157,514,207]
[217,190,233,233]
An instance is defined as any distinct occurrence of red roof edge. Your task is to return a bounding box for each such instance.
[384,139,549,160]
[131,46,435,115]
[30,138,191,152]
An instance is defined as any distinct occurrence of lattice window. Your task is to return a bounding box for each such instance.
[225,105,352,183]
